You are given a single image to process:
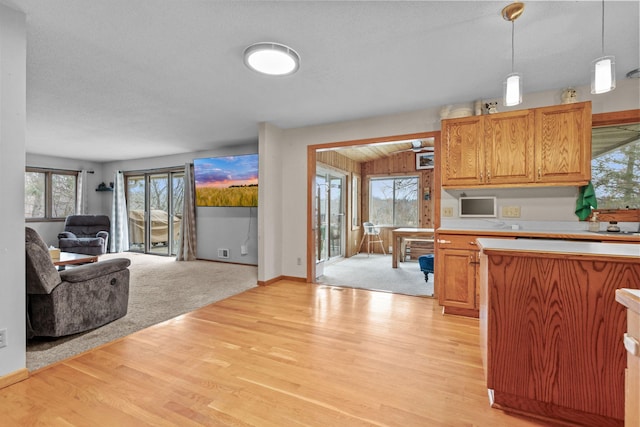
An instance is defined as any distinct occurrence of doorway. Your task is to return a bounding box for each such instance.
[307,131,441,295]
[315,169,346,275]
[125,169,184,256]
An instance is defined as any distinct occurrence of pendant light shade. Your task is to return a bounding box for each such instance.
[591,56,616,94]
[590,0,615,94]
[503,73,523,106]
[502,2,525,107]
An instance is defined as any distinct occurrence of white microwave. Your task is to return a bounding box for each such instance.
[459,196,497,218]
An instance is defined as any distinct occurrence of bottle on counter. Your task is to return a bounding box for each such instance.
[588,212,600,232]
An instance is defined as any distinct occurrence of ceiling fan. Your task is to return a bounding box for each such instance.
[392,138,435,154]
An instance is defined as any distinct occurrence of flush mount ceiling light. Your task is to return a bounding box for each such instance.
[502,2,525,107]
[591,0,615,94]
[627,68,640,79]
[243,42,300,76]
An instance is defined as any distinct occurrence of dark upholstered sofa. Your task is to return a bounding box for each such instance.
[26,227,130,338]
[58,214,110,255]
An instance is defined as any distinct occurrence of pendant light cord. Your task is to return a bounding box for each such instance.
[600,0,605,55]
[511,20,515,73]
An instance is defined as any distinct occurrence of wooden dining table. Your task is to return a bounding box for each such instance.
[391,228,435,268]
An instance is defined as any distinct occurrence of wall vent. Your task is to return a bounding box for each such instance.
[218,248,229,259]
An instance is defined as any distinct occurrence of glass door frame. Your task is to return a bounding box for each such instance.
[124,167,184,256]
[315,167,346,264]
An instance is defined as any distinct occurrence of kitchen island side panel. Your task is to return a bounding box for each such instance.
[483,251,640,426]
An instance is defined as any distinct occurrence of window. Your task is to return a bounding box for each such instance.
[351,174,360,229]
[591,128,640,209]
[25,168,77,220]
[369,176,418,226]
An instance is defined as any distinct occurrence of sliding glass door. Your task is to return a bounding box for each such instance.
[126,169,184,255]
[315,169,345,264]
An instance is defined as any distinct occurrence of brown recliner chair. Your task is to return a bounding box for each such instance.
[26,227,130,338]
[58,214,110,255]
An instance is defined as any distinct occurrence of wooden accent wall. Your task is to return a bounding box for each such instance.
[360,151,435,253]
[317,151,360,174]
[317,150,362,257]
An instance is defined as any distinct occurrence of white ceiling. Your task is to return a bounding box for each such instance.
[3,0,639,162]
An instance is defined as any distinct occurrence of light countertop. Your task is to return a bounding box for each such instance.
[437,227,640,243]
[477,238,640,259]
[616,289,640,313]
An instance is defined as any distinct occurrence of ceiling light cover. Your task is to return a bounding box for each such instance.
[244,42,300,76]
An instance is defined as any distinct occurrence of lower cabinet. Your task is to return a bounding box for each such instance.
[435,233,513,317]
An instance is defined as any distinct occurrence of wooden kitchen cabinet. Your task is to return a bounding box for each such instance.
[441,101,590,189]
[484,109,535,185]
[436,232,513,317]
[535,102,592,184]
[440,115,484,187]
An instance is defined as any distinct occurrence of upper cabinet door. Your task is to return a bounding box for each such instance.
[484,109,535,185]
[442,116,484,187]
[535,102,592,184]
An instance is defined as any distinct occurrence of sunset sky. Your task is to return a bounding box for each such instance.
[194,154,258,189]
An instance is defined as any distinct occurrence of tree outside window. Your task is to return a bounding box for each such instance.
[592,138,639,209]
[25,169,77,220]
[25,171,45,218]
[369,177,418,226]
[52,173,77,217]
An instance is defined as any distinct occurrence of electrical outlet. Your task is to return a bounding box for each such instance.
[217,248,229,258]
[240,245,248,255]
[0,329,7,349]
[443,207,454,217]
[297,257,302,266]
[502,206,521,218]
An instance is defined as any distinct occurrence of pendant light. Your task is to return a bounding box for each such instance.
[591,0,615,94]
[502,2,525,107]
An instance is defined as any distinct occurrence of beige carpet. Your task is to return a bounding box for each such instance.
[318,253,434,297]
[27,252,258,371]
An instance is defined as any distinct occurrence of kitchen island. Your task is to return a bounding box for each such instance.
[435,227,638,318]
[477,238,640,427]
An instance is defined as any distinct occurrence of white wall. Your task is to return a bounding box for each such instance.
[257,123,284,281]
[102,142,259,265]
[264,79,640,281]
[0,3,26,376]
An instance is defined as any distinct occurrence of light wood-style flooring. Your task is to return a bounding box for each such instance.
[1,281,548,426]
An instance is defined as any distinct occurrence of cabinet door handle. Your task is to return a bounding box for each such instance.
[624,333,640,356]
[480,172,483,182]
[469,255,479,264]
[538,167,541,179]
[469,241,477,245]
[438,239,451,244]
[487,171,491,182]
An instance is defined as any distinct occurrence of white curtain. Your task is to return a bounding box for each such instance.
[176,163,197,261]
[110,171,129,253]
[76,170,89,214]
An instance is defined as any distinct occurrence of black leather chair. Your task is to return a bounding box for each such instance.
[58,214,110,255]
[27,227,130,338]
